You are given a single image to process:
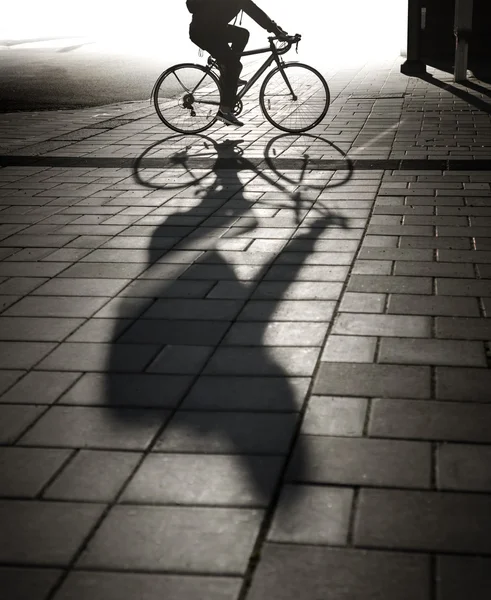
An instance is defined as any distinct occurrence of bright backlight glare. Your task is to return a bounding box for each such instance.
[1,1,407,64]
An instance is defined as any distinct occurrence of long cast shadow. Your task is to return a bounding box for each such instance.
[106,132,352,506]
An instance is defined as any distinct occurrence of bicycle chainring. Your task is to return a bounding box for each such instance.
[233,99,243,116]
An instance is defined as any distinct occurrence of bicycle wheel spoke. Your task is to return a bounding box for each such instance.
[153,65,221,134]
[260,63,330,133]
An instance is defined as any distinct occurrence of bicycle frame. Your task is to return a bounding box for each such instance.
[192,38,296,107]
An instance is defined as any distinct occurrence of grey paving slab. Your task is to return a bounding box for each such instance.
[0,500,104,565]
[437,444,491,492]
[332,313,431,337]
[59,373,191,408]
[437,555,491,600]
[435,367,491,402]
[379,338,487,367]
[0,340,58,368]
[339,292,386,313]
[0,277,48,295]
[435,317,491,341]
[142,299,244,320]
[31,277,130,297]
[122,453,283,506]
[155,412,297,454]
[0,567,62,600]
[301,395,368,436]
[223,321,326,346]
[182,376,309,411]
[204,347,320,376]
[44,449,141,501]
[388,294,481,316]
[0,447,71,498]
[0,369,24,395]
[268,484,353,544]
[314,363,431,399]
[0,404,45,442]
[252,281,343,301]
[288,435,431,489]
[355,488,491,554]
[35,342,160,372]
[3,296,109,317]
[247,544,430,600]
[321,335,377,362]
[148,345,215,374]
[54,572,242,600]
[56,262,147,278]
[369,398,491,443]
[20,406,169,450]
[78,505,263,574]
[347,274,433,294]
[0,317,85,342]
[238,300,336,322]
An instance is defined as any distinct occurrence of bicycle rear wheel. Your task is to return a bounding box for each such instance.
[259,62,330,133]
[153,63,221,134]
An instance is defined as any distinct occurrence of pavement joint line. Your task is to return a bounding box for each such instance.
[3,156,491,170]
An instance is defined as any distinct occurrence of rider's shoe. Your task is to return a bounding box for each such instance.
[217,110,244,127]
[237,78,247,87]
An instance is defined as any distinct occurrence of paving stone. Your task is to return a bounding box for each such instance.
[66,318,133,342]
[0,567,62,600]
[301,396,367,436]
[0,317,85,342]
[314,363,431,399]
[0,369,24,395]
[252,281,343,302]
[120,319,230,345]
[363,235,399,248]
[288,435,431,488]
[35,342,160,372]
[223,321,326,346]
[395,261,475,278]
[388,294,480,316]
[268,484,353,544]
[400,236,471,249]
[436,317,491,340]
[4,296,109,317]
[142,299,244,320]
[369,398,491,442]
[148,345,214,374]
[122,453,283,506]
[347,275,432,294]
[60,373,191,408]
[321,335,377,362]
[45,449,141,501]
[247,544,430,600]
[0,295,21,313]
[204,347,319,376]
[379,338,486,367]
[352,259,392,275]
[0,404,45,443]
[0,261,68,277]
[78,505,263,574]
[0,500,104,565]
[339,292,386,313]
[155,412,297,454]
[437,555,491,600]
[182,264,263,281]
[92,297,153,319]
[358,247,434,261]
[20,406,170,450]
[437,444,491,492]
[182,376,309,411]
[238,300,336,322]
[265,265,349,281]
[206,281,254,299]
[0,340,57,369]
[333,313,431,337]
[54,571,241,600]
[436,367,491,401]
[437,279,491,296]
[355,488,491,554]
[0,277,48,295]
[58,262,147,278]
[0,447,71,497]
[31,277,130,297]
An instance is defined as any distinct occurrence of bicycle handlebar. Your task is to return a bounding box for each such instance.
[268,33,302,49]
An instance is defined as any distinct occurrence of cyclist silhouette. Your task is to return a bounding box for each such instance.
[187,0,288,127]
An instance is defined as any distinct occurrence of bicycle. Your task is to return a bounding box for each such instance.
[152,34,330,135]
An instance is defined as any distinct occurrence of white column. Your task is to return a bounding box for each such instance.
[454,0,473,82]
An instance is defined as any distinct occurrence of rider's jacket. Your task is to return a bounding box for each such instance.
[187,0,277,33]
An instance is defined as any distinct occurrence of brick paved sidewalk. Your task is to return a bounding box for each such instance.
[1,57,491,600]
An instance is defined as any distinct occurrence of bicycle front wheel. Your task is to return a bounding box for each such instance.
[259,62,330,133]
[153,63,221,134]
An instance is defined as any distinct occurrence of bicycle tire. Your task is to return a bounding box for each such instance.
[259,62,330,133]
[153,63,221,134]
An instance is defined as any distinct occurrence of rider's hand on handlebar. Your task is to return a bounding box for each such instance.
[271,22,289,40]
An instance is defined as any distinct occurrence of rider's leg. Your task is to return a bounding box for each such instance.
[226,25,249,86]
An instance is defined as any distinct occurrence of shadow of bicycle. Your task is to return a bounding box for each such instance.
[105,131,353,508]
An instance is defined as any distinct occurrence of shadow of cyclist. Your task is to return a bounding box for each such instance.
[106,132,351,508]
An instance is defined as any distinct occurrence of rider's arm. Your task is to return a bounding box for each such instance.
[240,0,285,34]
